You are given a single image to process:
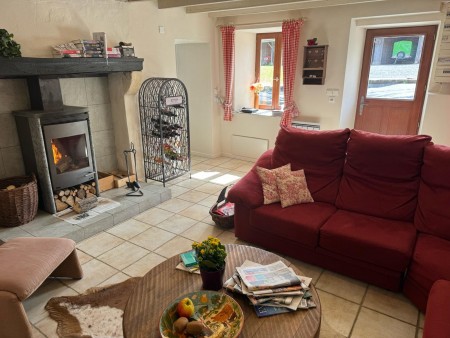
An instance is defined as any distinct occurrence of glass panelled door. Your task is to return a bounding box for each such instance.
[355,26,436,135]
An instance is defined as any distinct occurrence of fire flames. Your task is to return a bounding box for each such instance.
[51,141,62,164]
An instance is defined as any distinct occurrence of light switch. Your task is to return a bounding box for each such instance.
[159,26,165,34]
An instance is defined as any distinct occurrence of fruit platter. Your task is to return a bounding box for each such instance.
[160,291,244,337]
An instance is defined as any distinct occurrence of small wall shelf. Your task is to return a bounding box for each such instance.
[302,45,328,85]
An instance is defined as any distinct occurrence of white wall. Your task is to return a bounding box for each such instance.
[217,0,449,156]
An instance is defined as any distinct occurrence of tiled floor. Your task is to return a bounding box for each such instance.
[16,156,424,338]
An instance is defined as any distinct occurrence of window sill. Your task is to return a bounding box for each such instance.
[235,109,283,117]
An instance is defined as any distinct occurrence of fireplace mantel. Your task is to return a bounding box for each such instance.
[0,57,143,79]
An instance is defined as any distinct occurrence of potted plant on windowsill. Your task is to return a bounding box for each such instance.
[192,237,227,291]
[0,29,22,58]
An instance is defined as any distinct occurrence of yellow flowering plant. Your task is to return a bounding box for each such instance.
[192,236,227,271]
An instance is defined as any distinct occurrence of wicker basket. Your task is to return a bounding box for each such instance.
[0,174,38,227]
[209,185,234,229]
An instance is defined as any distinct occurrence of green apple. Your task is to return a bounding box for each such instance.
[176,297,195,318]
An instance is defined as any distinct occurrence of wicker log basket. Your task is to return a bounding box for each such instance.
[0,174,38,227]
[209,185,234,229]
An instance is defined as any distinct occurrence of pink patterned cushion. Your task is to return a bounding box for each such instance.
[256,164,291,204]
[276,169,314,208]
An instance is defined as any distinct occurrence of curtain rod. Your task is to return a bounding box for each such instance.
[216,18,306,28]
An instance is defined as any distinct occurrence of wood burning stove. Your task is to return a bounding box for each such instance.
[43,120,95,191]
[14,106,99,214]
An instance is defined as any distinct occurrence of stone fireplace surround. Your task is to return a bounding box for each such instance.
[0,58,147,212]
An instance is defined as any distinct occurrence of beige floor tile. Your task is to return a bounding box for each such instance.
[178,190,210,203]
[419,312,425,328]
[192,162,216,171]
[97,242,149,270]
[76,232,124,257]
[76,249,93,265]
[175,179,205,189]
[123,252,167,276]
[217,230,241,245]
[219,159,248,169]
[209,173,242,185]
[156,214,197,234]
[202,215,217,226]
[202,157,232,166]
[197,194,217,207]
[34,316,57,338]
[317,290,359,337]
[129,226,176,251]
[417,328,423,338]
[169,185,190,197]
[106,218,151,240]
[288,258,324,283]
[178,204,211,221]
[235,163,253,172]
[99,272,131,286]
[157,198,194,213]
[191,156,209,164]
[63,259,118,293]
[32,326,47,338]
[181,222,224,242]
[352,307,416,338]
[316,270,367,304]
[154,236,195,258]
[363,285,418,325]
[194,182,224,194]
[23,280,77,325]
[319,318,346,338]
[134,207,174,225]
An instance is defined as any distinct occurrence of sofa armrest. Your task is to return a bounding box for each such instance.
[228,149,273,209]
[423,280,450,338]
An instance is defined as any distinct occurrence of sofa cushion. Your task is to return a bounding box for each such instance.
[256,163,291,204]
[276,169,314,208]
[271,127,350,204]
[251,202,336,248]
[336,130,431,221]
[415,144,450,241]
[320,210,417,271]
[407,234,450,295]
[423,280,450,338]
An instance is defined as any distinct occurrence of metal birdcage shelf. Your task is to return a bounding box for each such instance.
[138,78,190,186]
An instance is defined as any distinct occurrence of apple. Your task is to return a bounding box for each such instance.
[176,297,195,318]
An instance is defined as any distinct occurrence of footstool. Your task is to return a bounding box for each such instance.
[0,237,83,338]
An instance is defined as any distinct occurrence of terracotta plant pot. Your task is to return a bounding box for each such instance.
[200,267,225,291]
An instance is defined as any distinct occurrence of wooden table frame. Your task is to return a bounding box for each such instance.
[123,244,321,337]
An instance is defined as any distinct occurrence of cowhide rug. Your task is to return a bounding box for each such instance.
[45,277,141,338]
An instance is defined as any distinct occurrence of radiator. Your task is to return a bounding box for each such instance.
[231,135,269,159]
[291,122,321,130]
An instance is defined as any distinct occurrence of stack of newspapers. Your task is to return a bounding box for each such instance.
[224,260,316,317]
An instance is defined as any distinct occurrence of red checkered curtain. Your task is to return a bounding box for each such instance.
[220,25,235,121]
[280,19,303,127]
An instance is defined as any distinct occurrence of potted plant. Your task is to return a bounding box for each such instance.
[192,236,227,290]
[0,29,22,58]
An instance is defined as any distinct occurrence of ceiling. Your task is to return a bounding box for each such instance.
[155,0,389,17]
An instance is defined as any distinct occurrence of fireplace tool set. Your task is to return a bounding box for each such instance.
[124,143,143,196]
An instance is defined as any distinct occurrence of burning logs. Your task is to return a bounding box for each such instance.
[54,181,97,212]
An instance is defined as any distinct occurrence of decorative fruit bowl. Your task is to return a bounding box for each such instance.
[160,290,244,337]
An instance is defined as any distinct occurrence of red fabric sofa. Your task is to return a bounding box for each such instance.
[228,127,450,321]
[423,280,450,338]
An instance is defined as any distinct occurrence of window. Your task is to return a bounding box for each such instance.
[255,33,283,110]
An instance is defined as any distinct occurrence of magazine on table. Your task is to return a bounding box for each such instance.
[236,260,301,291]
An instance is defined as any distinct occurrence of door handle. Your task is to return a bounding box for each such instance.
[359,96,367,115]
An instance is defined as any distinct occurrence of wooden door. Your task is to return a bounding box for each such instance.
[354,26,436,135]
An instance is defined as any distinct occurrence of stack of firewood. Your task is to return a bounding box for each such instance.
[54,182,97,212]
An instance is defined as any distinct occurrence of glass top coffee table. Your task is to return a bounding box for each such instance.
[123,244,321,337]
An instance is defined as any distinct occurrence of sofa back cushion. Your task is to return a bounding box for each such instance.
[415,144,450,240]
[336,130,431,221]
[272,127,350,203]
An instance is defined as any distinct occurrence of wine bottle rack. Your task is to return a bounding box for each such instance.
[138,78,190,186]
